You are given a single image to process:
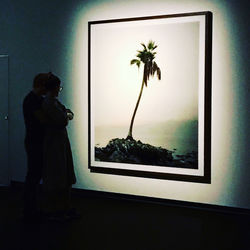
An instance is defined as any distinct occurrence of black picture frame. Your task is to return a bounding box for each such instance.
[88,11,212,183]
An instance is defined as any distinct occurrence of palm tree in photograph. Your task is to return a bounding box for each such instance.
[126,40,162,140]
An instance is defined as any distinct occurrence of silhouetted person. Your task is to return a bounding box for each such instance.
[41,73,78,221]
[22,73,49,221]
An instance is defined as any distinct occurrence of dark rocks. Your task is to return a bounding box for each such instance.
[95,138,198,169]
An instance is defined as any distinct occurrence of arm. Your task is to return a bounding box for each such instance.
[66,109,74,120]
[42,98,68,128]
[56,100,74,120]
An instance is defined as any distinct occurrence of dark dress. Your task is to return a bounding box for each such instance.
[42,96,76,191]
[23,91,44,215]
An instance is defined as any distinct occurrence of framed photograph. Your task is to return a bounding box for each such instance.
[88,12,212,183]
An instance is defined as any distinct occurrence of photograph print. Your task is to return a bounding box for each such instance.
[88,12,212,183]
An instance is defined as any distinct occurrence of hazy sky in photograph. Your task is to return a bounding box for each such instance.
[91,17,201,127]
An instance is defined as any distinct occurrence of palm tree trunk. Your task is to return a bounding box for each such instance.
[127,67,146,140]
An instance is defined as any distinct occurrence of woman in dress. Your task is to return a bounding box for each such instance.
[42,73,77,220]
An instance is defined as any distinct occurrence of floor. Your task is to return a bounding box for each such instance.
[0,186,249,250]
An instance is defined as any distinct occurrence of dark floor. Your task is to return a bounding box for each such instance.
[0,186,249,250]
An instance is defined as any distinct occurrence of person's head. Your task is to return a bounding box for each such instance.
[33,73,49,95]
[44,72,61,97]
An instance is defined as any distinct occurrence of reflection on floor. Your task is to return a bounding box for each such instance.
[0,186,249,250]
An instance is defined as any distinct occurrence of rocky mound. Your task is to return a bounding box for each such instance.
[95,138,198,169]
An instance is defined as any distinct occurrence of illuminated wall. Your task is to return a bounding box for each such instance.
[68,0,250,209]
[1,0,249,209]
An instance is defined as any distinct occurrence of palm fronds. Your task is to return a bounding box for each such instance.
[130,59,141,69]
[131,40,161,85]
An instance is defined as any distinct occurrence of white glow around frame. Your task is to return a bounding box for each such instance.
[90,14,206,177]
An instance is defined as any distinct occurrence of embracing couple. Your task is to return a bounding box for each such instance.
[23,72,79,222]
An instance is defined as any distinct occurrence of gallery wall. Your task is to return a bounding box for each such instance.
[1,0,249,209]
